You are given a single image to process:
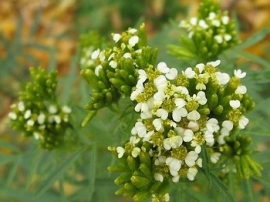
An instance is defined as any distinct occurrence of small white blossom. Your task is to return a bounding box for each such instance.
[154,173,164,182]
[183,67,196,78]
[212,19,221,27]
[166,157,182,176]
[157,62,169,73]
[123,53,132,59]
[238,116,249,129]
[187,167,198,181]
[166,68,178,80]
[208,12,216,20]
[131,147,141,157]
[37,113,46,124]
[196,91,207,105]
[174,98,186,108]
[49,105,57,114]
[210,152,221,163]
[188,121,199,132]
[172,108,188,122]
[195,63,205,73]
[156,108,168,120]
[154,75,167,91]
[163,136,183,150]
[214,35,223,44]
[185,151,198,167]
[8,112,17,120]
[222,16,230,25]
[116,147,125,158]
[128,35,139,47]
[27,119,35,126]
[190,17,198,25]
[222,120,234,131]
[18,101,25,112]
[153,118,163,131]
[207,60,221,67]
[187,110,200,121]
[229,100,241,109]
[24,110,31,119]
[112,33,121,42]
[33,132,42,140]
[234,69,246,79]
[109,60,117,68]
[128,28,137,34]
[224,34,232,41]
[132,121,147,137]
[235,85,247,94]
[91,49,100,60]
[183,129,194,142]
[53,115,61,124]
[198,19,208,29]
[215,72,230,85]
[62,106,71,114]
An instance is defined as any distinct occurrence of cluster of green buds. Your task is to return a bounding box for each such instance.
[8,67,72,150]
[80,24,158,125]
[170,0,240,62]
[109,59,261,201]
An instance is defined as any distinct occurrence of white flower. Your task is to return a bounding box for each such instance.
[190,17,198,25]
[112,33,121,42]
[62,106,71,114]
[138,69,147,82]
[229,100,241,109]
[195,63,205,73]
[8,112,17,120]
[154,173,164,182]
[157,62,169,73]
[235,85,247,94]
[212,19,221,27]
[183,129,194,142]
[33,132,41,140]
[91,49,100,60]
[214,35,223,44]
[185,151,198,167]
[27,119,34,126]
[156,108,168,120]
[116,147,125,158]
[94,65,102,76]
[196,91,207,105]
[166,68,178,80]
[166,157,182,176]
[206,118,220,133]
[224,34,232,41]
[196,158,202,167]
[128,28,137,34]
[222,16,229,24]
[24,110,31,119]
[130,136,140,146]
[187,167,198,181]
[155,155,166,165]
[37,113,46,124]
[198,19,208,29]
[208,12,216,20]
[163,136,183,150]
[128,35,139,47]
[215,72,230,85]
[131,147,141,157]
[234,69,246,79]
[174,98,186,108]
[99,51,105,61]
[204,131,215,146]
[188,121,199,132]
[183,67,196,78]
[207,60,221,67]
[172,175,180,183]
[172,108,188,122]
[53,115,61,124]
[154,75,167,91]
[222,120,234,131]
[153,118,163,131]
[109,60,117,68]
[18,101,25,112]
[135,102,149,113]
[210,152,221,163]
[132,121,147,137]
[123,53,132,58]
[187,110,200,121]
[49,105,57,114]
[239,116,249,129]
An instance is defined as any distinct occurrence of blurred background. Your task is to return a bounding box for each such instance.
[0,0,270,201]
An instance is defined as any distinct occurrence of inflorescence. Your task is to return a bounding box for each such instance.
[8,67,72,150]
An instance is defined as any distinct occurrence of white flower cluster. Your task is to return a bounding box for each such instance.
[81,27,142,77]
[117,60,251,184]
[179,11,232,44]
[9,101,71,141]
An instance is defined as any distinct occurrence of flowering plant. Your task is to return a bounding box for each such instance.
[5,0,268,201]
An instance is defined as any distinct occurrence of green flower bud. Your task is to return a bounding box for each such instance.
[114,173,132,185]
[127,155,139,172]
[131,175,151,190]
[133,191,150,202]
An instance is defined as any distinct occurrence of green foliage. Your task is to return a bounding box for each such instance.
[1,0,270,202]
